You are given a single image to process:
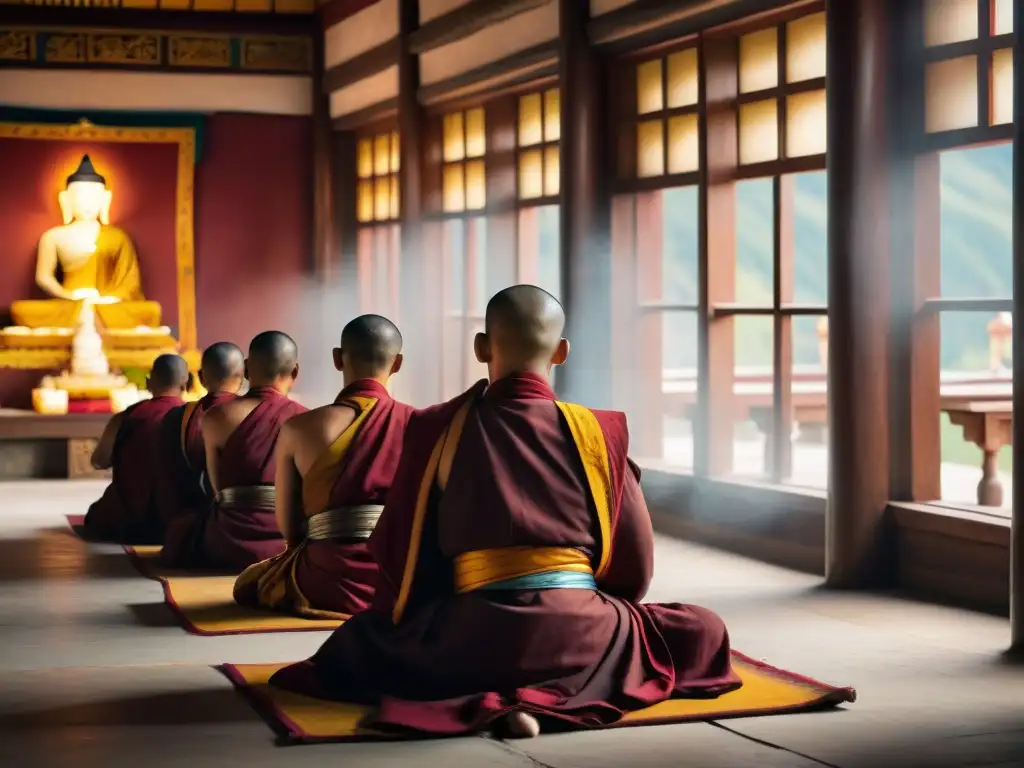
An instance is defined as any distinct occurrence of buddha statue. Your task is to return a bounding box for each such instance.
[10,155,161,331]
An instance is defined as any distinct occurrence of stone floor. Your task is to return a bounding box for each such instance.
[1,479,1022,767]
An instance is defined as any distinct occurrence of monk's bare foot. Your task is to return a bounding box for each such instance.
[501,711,540,739]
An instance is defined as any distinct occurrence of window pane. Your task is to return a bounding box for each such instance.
[786,89,827,157]
[519,149,544,200]
[731,314,774,478]
[738,99,779,165]
[390,131,400,172]
[444,218,466,313]
[544,146,560,197]
[786,314,829,489]
[537,205,561,300]
[992,48,1013,126]
[637,120,665,177]
[442,163,465,212]
[637,59,664,115]
[374,177,390,220]
[661,186,698,305]
[357,179,374,223]
[793,171,828,305]
[471,216,489,316]
[939,144,1012,300]
[667,114,699,174]
[925,56,978,132]
[739,27,778,93]
[661,310,697,470]
[465,158,486,210]
[389,174,400,219]
[666,48,698,108]
[443,112,465,162]
[357,139,373,179]
[373,133,390,176]
[519,93,543,147]
[786,12,826,83]
[994,0,1013,35]
[544,88,561,142]
[735,178,775,307]
[924,0,979,46]
[465,107,486,158]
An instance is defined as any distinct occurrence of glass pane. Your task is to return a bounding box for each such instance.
[465,107,486,158]
[519,148,543,200]
[738,99,779,165]
[731,314,774,478]
[637,120,665,177]
[373,133,390,176]
[939,144,1012,300]
[739,27,778,93]
[374,177,390,220]
[443,112,465,162]
[786,88,827,157]
[537,205,561,300]
[994,0,1013,35]
[471,216,489,316]
[390,131,400,172]
[442,163,465,212]
[925,56,978,132]
[637,59,664,115]
[356,139,373,179]
[793,171,828,305]
[924,0,979,46]
[666,48,698,108]
[465,158,487,210]
[992,48,1013,126]
[735,178,775,307]
[786,12,826,83]
[445,218,466,313]
[786,315,829,489]
[667,114,699,174]
[661,186,698,305]
[543,146,560,197]
[518,93,543,147]
[544,88,561,142]
[357,179,374,223]
[389,174,400,219]
[661,310,697,470]
[939,311,1013,510]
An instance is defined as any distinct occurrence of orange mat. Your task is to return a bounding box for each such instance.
[124,545,343,636]
[220,654,855,743]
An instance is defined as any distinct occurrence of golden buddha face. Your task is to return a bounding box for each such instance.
[59,180,112,226]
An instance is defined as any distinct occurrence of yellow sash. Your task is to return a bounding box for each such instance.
[301,396,378,517]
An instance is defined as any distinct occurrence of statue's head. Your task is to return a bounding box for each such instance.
[58,155,112,226]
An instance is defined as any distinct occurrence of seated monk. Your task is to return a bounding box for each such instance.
[269,286,741,738]
[160,342,246,563]
[164,331,307,571]
[83,354,190,543]
[234,314,415,619]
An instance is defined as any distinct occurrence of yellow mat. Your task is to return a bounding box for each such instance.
[125,545,343,636]
[221,654,855,742]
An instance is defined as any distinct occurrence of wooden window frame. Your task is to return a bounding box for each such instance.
[353,124,402,321]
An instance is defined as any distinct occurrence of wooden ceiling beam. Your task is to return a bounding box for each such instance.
[408,0,550,55]
[330,96,398,129]
[322,37,399,93]
[416,39,558,106]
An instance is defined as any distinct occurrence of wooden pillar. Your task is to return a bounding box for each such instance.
[1010,0,1024,652]
[396,0,431,405]
[558,0,612,407]
[825,0,896,587]
[311,25,336,344]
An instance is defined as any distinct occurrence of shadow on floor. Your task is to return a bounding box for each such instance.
[0,530,147,581]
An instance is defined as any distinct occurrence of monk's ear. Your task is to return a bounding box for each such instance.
[332,347,344,373]
[291,362,300,382]
[197,371,206,389]
[391,353,403,375]
[551,338,570,367]
[473,332,491,364]
[243,359,250,380]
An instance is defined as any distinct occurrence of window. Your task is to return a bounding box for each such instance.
[909,0,1014,513]
[442,108,487,213]
[355,131,401,321]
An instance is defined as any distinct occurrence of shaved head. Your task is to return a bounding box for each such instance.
[341,315,402,370]
[247,331,299,384]
[484,285,566,365]
[200,342,244,391]
[149,354,190,393]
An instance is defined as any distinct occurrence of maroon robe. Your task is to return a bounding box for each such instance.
[158,391,236,560]
[170,387,306,571]
[270,373,740,734]
[234,378,415,619]
[83,395,184,544]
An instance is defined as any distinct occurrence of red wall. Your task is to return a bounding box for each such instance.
[0,113,312,407]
